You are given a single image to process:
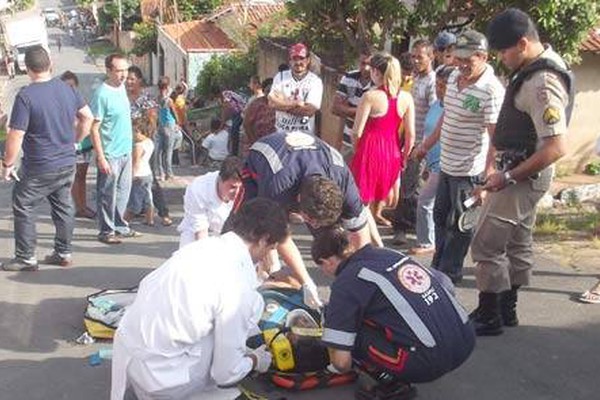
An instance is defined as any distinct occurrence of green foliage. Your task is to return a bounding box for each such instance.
[584,161,600,176]
[132,21,158,56]
[100,0,142,31]
[195,50,256,98]
[177,0,223,21]
[13,0,35,11]
[286,0,600,65]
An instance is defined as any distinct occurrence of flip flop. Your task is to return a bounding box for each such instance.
[578,290,600,304]
[161,217,173,226]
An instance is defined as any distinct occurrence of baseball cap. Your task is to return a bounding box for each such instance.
[434,31,457,51]
[289,43,309,59]
[487,8,535,50]
[453,30,489,58]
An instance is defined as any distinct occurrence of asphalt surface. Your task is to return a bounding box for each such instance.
[1,2,600,399]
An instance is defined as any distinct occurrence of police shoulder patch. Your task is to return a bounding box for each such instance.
[543,106,561,125]
[397,264,431,294]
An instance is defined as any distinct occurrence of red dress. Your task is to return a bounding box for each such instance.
[350,89,404,203]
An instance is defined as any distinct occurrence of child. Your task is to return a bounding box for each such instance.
[125,118,155,225]
[201,117,230,163]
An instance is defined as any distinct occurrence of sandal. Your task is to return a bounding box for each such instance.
[98,234,122,245]
[578,290,600,304]
[374,216,392,227]
[161,217,173,226]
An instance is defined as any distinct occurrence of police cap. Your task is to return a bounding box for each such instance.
[487,8,536,50]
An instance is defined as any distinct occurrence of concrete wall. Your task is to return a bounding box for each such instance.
[257,38,344,148]
[562,52,600,172]
[156,29,186,84]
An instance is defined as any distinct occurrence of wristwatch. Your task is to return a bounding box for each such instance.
[504,171,517,186]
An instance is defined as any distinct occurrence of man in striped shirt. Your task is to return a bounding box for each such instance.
[332,49,373,157]
[415,30,505,284]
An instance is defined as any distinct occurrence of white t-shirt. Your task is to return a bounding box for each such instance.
[202,129,229,161]
[271,70,323,135]
[133,138,154,177]
[440,64,505,176]
[177,171,234,247]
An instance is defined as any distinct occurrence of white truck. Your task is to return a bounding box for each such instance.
[2,15,50,73]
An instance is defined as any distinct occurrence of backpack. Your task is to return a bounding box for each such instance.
[247,288,357,391]
[83,288,137,340]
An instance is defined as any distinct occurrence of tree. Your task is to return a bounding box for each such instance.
[177,0,222,21]
[132,21,157,56]
[195,50,256,98]
[287,0,600,65]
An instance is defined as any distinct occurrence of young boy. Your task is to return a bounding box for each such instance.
[125,118,155,225]
[201,117,230,163]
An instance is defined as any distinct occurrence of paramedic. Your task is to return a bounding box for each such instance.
[111,198,289,400]
[312,228,475,399]
[235,130,383,309]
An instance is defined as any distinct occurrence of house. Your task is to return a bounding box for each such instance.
[153,0,284,90]
[564,27,600,172]
[155,20,237,89]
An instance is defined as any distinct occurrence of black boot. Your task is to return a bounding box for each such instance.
[469,292,504,336]
[500,285,520,327]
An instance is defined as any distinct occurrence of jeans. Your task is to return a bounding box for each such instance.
[393,158,422,232]
[13,165,76,260]
[431,172,476,280]
[156,124,182,178]
[415,171,440,247]
[96,153,132,236]
[151,177,169,218]
[228,113,243,156]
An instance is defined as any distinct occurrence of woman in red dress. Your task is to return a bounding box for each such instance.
[351,52,415,226]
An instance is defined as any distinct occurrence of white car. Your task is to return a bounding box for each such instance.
[42,8,61,26]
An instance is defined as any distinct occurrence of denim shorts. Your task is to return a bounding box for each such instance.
[127,175,153,214]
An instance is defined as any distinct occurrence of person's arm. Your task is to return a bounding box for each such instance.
[399,92,416,162]
[351,92,373,146]
[286,102,319,117]
[89,90,111,174]
[277,236,311,285]
[2,128,24,181]
[268,73,300,111]
[332,93,356,119]
[328,348,353,373]
[483,123,497,177]
[131,142,143,178]
[414,111,444,160]
[75,105,93,143]
[183,182,211,241]
[288,77,323,117]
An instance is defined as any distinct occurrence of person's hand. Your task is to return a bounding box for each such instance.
[482,172,506,193]
[471,186,487,206]
[97,157,112,175]
[302,279,323,310]
[2,164,18,182]
[249,345,272,373]
[412,143,427,161]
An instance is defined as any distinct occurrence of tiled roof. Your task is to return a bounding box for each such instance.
[581,28,600,54]
[205,1,285,28]
[140,0,160,21]
[161,20,237,52]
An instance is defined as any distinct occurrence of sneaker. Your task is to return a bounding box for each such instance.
[116,229,142,238]
[43,252,73,267]
[98,234,122,245]
[1,257,39,271]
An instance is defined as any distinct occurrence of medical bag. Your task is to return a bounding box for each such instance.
[83,287,137,339]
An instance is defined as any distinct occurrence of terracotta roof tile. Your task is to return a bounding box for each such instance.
[161,20,237,52]
[206,1,285,27]
[140,0,161,21]
[581,28,600,54]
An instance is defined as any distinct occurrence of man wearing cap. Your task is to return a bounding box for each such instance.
[415,30,505,284]
[433,31,457,70]
[469,8,572,336]
[268,43,324,136]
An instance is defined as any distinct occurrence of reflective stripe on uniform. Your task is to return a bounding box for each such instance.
[327,144,345,167]
[342,207,369,232]
[322,327,356,347]
[357,268,437,348]
[250,142,284,174]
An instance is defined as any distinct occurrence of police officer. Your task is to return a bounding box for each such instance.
[470,8,573,336]
[236,130,382,309]
[312,229,475,400]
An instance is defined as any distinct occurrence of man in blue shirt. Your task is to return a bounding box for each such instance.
[312,229,475,399]
[1,46,93,271]
[90,53,137,244]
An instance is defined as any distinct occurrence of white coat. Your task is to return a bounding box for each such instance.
[177,171,234,248]
[111,232,264,400]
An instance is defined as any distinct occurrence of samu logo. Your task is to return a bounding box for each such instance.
[463,94,481,112]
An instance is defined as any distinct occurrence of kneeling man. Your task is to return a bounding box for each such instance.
[312,229,475,399]
[111,198,289,400]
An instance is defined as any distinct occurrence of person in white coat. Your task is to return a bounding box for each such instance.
[177,156,243,248]
[111,198,290,400]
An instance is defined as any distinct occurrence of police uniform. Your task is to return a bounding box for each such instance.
[471,46,573,294]
[241,130,369,232]
[322,245,475,383]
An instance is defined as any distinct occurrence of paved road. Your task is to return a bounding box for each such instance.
[1,2,599,399]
